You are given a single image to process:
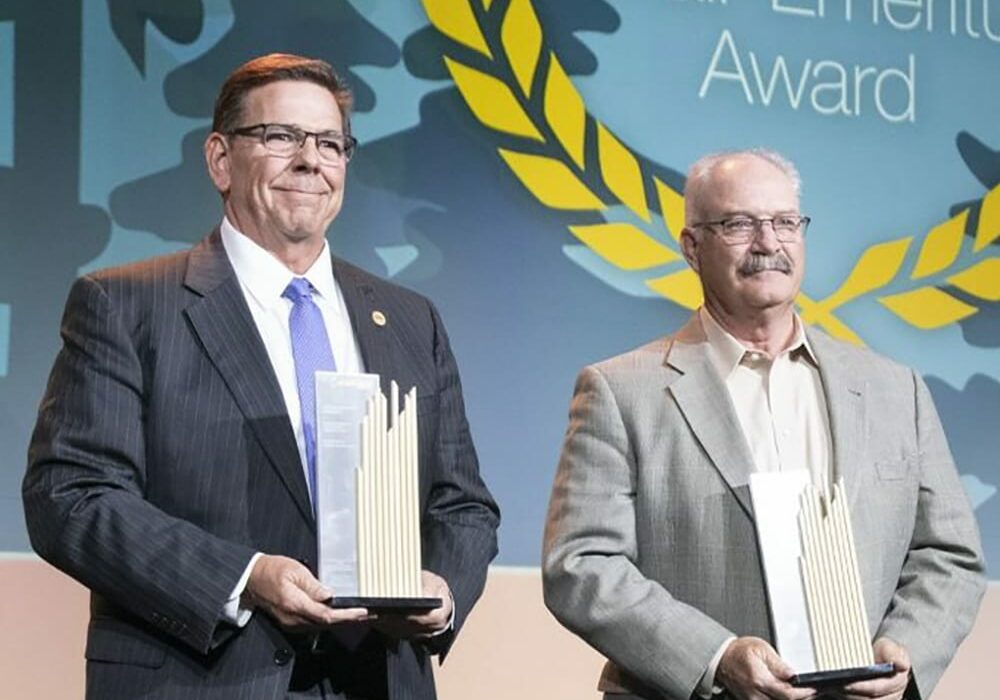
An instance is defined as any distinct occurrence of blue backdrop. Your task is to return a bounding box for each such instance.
[1,0,996,575]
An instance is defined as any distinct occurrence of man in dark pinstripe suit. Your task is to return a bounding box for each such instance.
[23,54,499,699]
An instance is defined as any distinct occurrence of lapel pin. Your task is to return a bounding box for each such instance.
[371,310,387,327]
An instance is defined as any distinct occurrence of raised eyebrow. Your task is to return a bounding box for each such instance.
[268,123,343,136]
[722,212,798,220]
[276,124,345,135]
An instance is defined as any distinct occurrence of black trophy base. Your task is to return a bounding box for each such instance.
[327,596,443,614]
[790,663,895,688]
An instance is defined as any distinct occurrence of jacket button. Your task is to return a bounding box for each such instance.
[273,647,293,666]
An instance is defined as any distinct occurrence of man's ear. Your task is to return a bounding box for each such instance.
[204,132,232,194]
[680,228,701,273]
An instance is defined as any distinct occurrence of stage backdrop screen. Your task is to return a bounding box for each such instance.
[1,0,997,577]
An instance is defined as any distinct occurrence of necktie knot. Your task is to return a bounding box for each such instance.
[283,277,315,305]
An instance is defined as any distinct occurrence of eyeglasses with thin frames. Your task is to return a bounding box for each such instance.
[227,123,358,165]
[690,215,810,245]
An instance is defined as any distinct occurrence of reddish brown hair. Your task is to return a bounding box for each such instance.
[212,53,353,134]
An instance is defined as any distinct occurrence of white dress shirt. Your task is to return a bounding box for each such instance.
[218,217,363,625]
[696,307,833,697]
[216,219,456,636]
[221,217,364,482]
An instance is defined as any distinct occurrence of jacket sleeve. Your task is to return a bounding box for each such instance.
[542,365,733,699]
[874,371,986,698]
[22,274,257,654]
[418,300,500,657]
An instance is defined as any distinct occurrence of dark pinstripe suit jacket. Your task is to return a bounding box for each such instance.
[23,229,500,699]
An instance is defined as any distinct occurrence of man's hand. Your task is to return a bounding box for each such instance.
[243,554,370,630]
[833,638,911,700]
[374,570,454,640]
[716,637,818,700]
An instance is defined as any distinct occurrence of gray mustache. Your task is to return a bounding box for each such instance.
[739,253,792,275]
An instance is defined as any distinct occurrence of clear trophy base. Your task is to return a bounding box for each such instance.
[327,596,443,613]
[790,662,895,688]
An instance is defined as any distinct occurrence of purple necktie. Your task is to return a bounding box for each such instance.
[283,278,336,509]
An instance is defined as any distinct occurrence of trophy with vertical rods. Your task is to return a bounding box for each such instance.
[314,373,441,612]
[750,471,893,688]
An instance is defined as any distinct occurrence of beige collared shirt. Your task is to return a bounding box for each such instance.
[700,307,832,490]
[696,307,833,697]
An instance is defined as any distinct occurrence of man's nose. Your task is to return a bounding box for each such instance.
[750,220,782,253]
[292,135,323,170]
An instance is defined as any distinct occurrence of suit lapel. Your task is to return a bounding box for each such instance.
[665,316,757,518]
[663,319,868,522]
[332,257,396,391]
[807,329,867,509]
[183,231,315,528]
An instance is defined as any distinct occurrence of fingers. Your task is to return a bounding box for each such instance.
[401,605,449,634]
[407,570,453,632]
[760,645,796,683]
[871,637,911,672]
[717,637,816,700]
[374,571,453,640]
[245,554,370,630]
[835,673,908,700]
[827,639,911,700]
[320,605,371,625]
[246,559,451,636]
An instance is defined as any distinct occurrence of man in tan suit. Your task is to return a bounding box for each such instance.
[542,150,984,700]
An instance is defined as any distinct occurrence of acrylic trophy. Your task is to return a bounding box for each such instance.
[313,372,441,612]
[749,471,894,687]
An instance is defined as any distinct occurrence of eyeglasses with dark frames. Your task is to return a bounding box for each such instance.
[227,123,358,164]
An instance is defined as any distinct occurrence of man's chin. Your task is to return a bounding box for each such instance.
[737,283,799,308]
[276,217,333,243]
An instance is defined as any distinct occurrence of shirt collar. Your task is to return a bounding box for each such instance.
[220,216,338,310]
[699,307,818,379]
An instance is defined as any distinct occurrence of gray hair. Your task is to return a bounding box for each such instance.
[683,148,801,225]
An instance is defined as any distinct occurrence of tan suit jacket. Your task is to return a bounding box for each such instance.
[542,314,984,699]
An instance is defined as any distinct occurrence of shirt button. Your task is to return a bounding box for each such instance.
[274,647,294,666]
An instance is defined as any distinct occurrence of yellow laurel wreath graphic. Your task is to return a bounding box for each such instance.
[421,0,1000,343]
